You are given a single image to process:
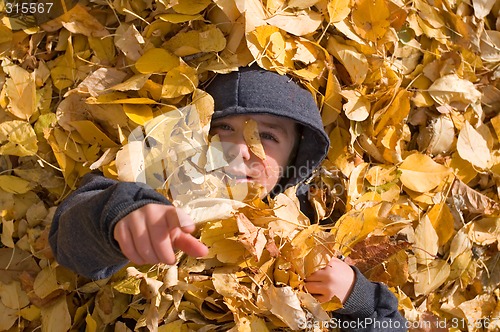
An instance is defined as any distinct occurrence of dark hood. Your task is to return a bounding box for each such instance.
[205,65,330,193]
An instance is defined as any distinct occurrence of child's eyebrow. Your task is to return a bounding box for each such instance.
[258,121,289,136]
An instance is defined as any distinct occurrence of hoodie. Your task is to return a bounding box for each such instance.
[49,65,406,331]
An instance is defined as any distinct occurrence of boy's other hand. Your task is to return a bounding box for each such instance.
[304,257,356,304]
[113,204,209,265]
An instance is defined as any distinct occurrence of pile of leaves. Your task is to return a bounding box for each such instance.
[0,0,500,331]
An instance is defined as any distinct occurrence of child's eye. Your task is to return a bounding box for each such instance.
[212,123,233,131]
[260,132,278,142]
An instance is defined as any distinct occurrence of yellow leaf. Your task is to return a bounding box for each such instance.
[261,285,306,330]
[399,153,452,193]
[50,38,76,91]
[296,292,331,320]
[236,315,270,331]
[200,218,240,247]
[451,178,500,215]
[347,162,369,203]
[0,191,13,218]
[321,70,342,126]
[113,276,141,295]
[173,0,212,15]
[0,23,12,44]
[414,0,445,28]
[413,259,450,296]
[413,216,439,265]
[236,213,267,261]
[468,217,500,248]
[327,126,353,177]
[134,48,180,74]
[320,296,343,312]
[158,320,185,331]
[457,121,491,169]
[303,231,336,276]
[46,130,78,188]
[265,9,322,36]
[0,120,38,156]
[247,26,294,71]
[52,128,89,163]
[85,314,98,332]
[327,0,351,23]
[415,15,448,43]
[94,285,129,324]
[157,13,204,23]
[58,4,109,37]
[242,119,266,161]
[332,205,379,255]
[0,301,17,331]
[490,113,500,141]
[123,104,154,125]
[271,190,310,228]
[213,238,246,263]
[365,165,397,187]
[263,0,285,13]
[234,0,267,32]
[326,37,368,85]
[289,224,320,260]
[473,0,496,19]
[212,267,248,299]
[448,152,477,184]
[161,65,198,99]
[426,203,455,246]
[87,94,158,104]
[70,120,118,148]
[20,305,41,321]
[192,89,215,128]
[480,30,500,62]
[164,30,201,57]
[0,219,14,248]
[418,115,456,155]
[77,68,127,97]
[34,267,63,299]
[41,296,71,332]
[0,280,30,309]
[88,35,116,64]
[111,74,150,91]
[288,0,321,8]
[340,89,370,121]
[0,175,35,194]
[0,248,40,284]
[351,0,390,42]
[458,293,497,330]
[4,64,36,120]
[373,89,411,136]
[199,26,227,52]
[164,25,227,57]
[428,74,481,107]
[449,228,472,263]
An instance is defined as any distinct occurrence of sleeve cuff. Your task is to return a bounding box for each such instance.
[335,267,377,318]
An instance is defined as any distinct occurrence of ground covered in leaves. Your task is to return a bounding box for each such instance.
[0,0,500,331]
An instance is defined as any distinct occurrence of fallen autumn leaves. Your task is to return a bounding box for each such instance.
[0,0,500,331]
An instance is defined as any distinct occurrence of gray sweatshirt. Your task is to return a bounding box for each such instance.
[49,66,407,331]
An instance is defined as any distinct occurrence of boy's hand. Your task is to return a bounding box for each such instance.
[113,204,209,265]
[304,257,356,304]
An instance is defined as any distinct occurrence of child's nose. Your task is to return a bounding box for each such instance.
[226,140,251,161]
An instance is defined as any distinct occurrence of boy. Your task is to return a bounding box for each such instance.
[49,65,406,330]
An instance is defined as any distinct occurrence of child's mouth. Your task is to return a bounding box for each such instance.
[225,173,253,183]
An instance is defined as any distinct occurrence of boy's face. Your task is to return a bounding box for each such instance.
[209,114,298,195]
